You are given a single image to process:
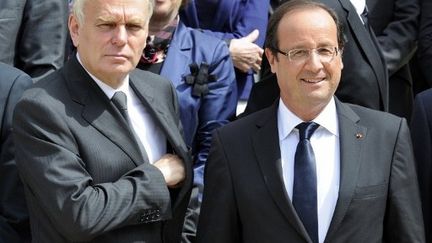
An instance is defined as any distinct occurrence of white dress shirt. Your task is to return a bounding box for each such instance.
[278,97,340,243]
[350,0,367,23]
[77,54,166,164]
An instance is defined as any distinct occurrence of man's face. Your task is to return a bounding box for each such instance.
[266,8,343,118]
[69,0,149,87]
[152,0,182,21]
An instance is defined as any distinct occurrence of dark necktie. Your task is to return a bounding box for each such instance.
[293,122,320,243]
[112,91,130,123]
[111,91,149,163]
[360,6,370,30]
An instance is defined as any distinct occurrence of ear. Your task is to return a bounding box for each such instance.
[340,57,344,70]
[68,15,80,48]
[265,48,277,74]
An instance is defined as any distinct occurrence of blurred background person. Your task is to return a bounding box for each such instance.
[0,0,68,81]
[180,0,269,107]
[367,0,420,121]
[416,0,432,93]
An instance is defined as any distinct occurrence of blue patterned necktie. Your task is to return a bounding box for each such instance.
[293,122,320,243]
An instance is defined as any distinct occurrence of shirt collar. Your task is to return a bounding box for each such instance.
[76,53,131,99]
[349,0,366,17]
[278,97,339,140]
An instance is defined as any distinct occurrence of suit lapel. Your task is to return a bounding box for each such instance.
[338,0,388,109]
[325,100,367,241]
[64,57,145,167]
[129,73,186,155]
[253,103,311,242]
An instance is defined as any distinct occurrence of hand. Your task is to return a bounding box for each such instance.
[153,154,185,188]
[229,29,264,73]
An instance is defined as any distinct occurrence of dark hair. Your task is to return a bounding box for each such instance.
[265,0,345,56]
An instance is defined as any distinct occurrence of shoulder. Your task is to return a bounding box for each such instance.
[343,102,405,131]
[218,106,275,138]
[415,88,432,103]
[130,69,177,105]
[16,68,69,114]
[0,63,32,90]
[177,21,230,52]
[411,89,432,124]
[131,68,172,88]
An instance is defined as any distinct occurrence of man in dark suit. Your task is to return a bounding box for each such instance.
[0,0,68,81]
[197,1,424,242]
[244,0,388,115]
[12,0,192,242]
[411,89,432,242]
[367,0,419,120]
[0,63,32,243]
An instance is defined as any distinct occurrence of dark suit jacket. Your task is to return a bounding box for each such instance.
[0,0,68,81]
[418,0,432,87]
[367,0,419,120]
[0,63,32,243]
[248,0,388,115]
[13,57,193,243]
[198,98,424,242]
[180,0,269,99]
[410,89,432,242]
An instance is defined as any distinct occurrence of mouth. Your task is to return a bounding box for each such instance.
[301,77,325,83]
[106,54,129,60]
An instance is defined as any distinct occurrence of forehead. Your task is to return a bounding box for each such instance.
[85,0,149,21]
[277,7,338,47]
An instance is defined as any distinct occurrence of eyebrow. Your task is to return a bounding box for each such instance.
[97,15,146,25]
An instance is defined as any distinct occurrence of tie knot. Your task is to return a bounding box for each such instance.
[296,122,319,140]
[360,6,369,27]
[112,91,128,111]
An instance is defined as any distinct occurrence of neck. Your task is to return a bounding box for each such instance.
[282,100,327,122]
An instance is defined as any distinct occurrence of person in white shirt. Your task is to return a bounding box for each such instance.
[12,0,192,242]
[196,1,424,242]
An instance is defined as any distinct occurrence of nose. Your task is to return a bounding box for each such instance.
[111,25,127,46]
[303,50,324,71]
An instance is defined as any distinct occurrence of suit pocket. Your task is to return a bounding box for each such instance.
[352,184,387,200]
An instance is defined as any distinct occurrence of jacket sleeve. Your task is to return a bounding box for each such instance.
[196,130,241,243]
[17,0,68,81]
[384,118,426,242]
[372,0,419,75]
[193,39,237,188]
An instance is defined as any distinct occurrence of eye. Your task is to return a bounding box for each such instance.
[317,47,334,56]
[98,23,116,30]
[126,24,143,31]
[290,49,309,58]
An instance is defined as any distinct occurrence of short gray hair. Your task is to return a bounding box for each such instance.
[71,0,155,24]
